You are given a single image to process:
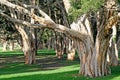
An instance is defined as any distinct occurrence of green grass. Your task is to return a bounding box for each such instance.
[37,49,56,55]
[0,50,120,80]
[0,49,55,56]
[0,61,120,80]
[0,63,79,80]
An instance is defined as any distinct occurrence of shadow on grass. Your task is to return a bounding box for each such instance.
[0,60,120,80]
[0,49,120,80]
[0,65,120,80]
[0,56,79,75]
[0,50,23,57]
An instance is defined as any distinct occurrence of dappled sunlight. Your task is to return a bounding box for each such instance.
[0,64,79,80]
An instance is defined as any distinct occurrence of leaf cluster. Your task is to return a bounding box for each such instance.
[68,0,104,22]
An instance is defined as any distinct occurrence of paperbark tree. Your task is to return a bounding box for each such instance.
[0,0,120,77]
[8,0,36,64]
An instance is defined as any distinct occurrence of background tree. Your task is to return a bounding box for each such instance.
[0,16,19,51]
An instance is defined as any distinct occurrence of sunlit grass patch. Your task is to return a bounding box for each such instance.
[0,62,79,80]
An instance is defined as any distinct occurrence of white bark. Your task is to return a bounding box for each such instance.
[63,0,71,13]
[2,40,8,51]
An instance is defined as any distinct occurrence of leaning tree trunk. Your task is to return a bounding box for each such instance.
[9,0,36,64]
[107,25,118,66]
[15,24,36,64]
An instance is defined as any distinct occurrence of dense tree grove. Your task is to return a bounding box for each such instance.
[0,0,120,78]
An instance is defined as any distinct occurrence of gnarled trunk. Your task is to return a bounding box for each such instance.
[71,8,118,77]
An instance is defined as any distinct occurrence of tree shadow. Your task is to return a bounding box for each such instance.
[0,55,79,75]
[0,65,120,80]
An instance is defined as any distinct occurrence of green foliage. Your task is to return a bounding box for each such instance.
[0,17,18,40]
[68,0,104,22]
[118,0,120,3]
[70,0,81,9]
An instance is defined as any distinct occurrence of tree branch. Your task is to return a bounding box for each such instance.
[0,12,46,28]
[0,0,88,42]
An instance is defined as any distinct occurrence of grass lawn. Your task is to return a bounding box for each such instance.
[0,49,120,80]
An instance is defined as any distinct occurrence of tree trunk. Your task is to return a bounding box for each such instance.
[22,35,36,64]
[67,39,75,60]
[2,40,8,51]
[107,25,118,66]
[9,40,14,51]
[63,0,71,13]
[15,24,36,64]
[9,2,36,64]
[29,0,37,62]
[71,10,118,77]
[55,34,64,59]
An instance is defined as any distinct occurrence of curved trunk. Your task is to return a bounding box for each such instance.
[16,25,36,64]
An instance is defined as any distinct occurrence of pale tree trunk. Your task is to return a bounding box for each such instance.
[117,36,120,51]
[2,39,8,51]
[107,25,118,66]
[47,37,52,50]
[63,0,71,13]
[55,33,64,59]
[62,0,76,60]
[9,40,14,51]
[67,39,75,60]
[15,24,36,64]
[29,0,36,63]
[71,8,118,77]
